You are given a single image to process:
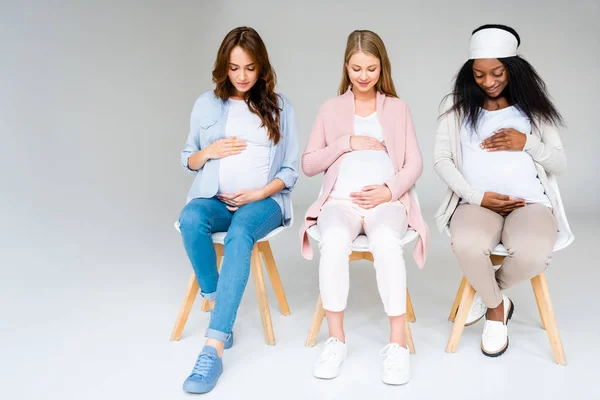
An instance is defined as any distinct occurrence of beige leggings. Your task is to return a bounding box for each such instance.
[450,204,557,308]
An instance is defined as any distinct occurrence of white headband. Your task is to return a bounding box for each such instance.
[468,28,518,59]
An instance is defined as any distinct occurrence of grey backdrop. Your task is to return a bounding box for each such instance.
[1,2,599,398]
[1,0,598,280]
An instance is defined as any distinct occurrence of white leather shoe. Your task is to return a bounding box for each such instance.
[481,295,514,357]
[380,343,410,385]
[465,293,487,326]
[312,337,347,379]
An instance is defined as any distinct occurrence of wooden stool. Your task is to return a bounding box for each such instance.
[446,254,567,365]
[170,238,290,346]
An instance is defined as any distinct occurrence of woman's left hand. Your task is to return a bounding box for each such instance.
[350,185,392,209]
[480,128,527,152]
[218,189,265,211]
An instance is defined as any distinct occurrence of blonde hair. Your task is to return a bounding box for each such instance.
[338,30,398,98]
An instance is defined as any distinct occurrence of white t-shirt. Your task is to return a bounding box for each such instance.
[329,112,395,200]
[218,99,271,194]
[461,106,551,206]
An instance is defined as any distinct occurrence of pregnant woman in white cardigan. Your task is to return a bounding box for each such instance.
[434,24,570,357]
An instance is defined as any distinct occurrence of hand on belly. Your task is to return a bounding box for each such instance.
[218,188,266,211]
[349,185,392,210]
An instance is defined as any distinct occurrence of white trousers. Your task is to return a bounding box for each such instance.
[317,200,408,316]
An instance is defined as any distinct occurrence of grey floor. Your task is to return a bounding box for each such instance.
[2,209,599,400]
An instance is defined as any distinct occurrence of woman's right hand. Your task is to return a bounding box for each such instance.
[205,137,247,159]
[481,192,526,216]
[350,136,386,151]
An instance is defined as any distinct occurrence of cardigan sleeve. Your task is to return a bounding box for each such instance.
[301,105,353,177]
[524,122,567,175]
[433,111,484,206]
[384,103,423,200]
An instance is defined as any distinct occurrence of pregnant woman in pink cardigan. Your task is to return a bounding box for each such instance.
[300,30,428,385]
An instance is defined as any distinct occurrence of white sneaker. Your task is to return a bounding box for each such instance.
[312,337,347,379]
[380,343,411,385]
[481,295,514,357]
[465,293,487,326]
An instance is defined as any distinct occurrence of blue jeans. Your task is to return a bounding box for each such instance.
[178,197,282,342]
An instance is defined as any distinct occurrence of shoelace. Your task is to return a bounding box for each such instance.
[380,344,405,369]
[472,301,487,315]
[191,352,218,376]
[317,338,341,363]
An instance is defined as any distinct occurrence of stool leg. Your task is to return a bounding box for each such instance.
[258,242,290,316]
[406,289,416,323]
[448,276,467,322]
[446,279,475,353]
[349,251,364,261]
[405,317,415,354]
[305,295,326,347]
[170,273,199,341]
[251,246,275,345]
[531,273,567,365]
[490,254,505,267]
[532,278,548,331]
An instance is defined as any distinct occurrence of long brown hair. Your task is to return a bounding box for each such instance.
[338,30,398,98]
[213,27,281,144]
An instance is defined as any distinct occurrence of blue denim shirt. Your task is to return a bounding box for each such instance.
[181,91,299,226]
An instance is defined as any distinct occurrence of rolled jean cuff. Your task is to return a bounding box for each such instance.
[201,291,217,301]
[206,328,231,342]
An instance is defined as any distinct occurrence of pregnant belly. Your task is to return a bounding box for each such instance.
[463,151,543,199]
[218,148,270,194]
[331,150,395,198]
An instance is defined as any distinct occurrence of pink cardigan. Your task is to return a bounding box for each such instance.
[299,89,429,268]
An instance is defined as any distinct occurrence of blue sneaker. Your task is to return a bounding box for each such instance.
[182,346,223,394]
[224,332,234,350]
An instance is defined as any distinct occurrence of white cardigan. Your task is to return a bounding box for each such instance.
[433,99,573,243]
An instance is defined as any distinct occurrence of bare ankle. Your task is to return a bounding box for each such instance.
[325,310,345,343]
[389,315,407,347]
[329,333,345,343]
[390,339,407,348]
[389,330,406,347]
[486,301,504,322]
[205,338,225,357]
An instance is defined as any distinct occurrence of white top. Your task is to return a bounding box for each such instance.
[218,99,271,194]
[460,106,551,206]
[329,112,395,200]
